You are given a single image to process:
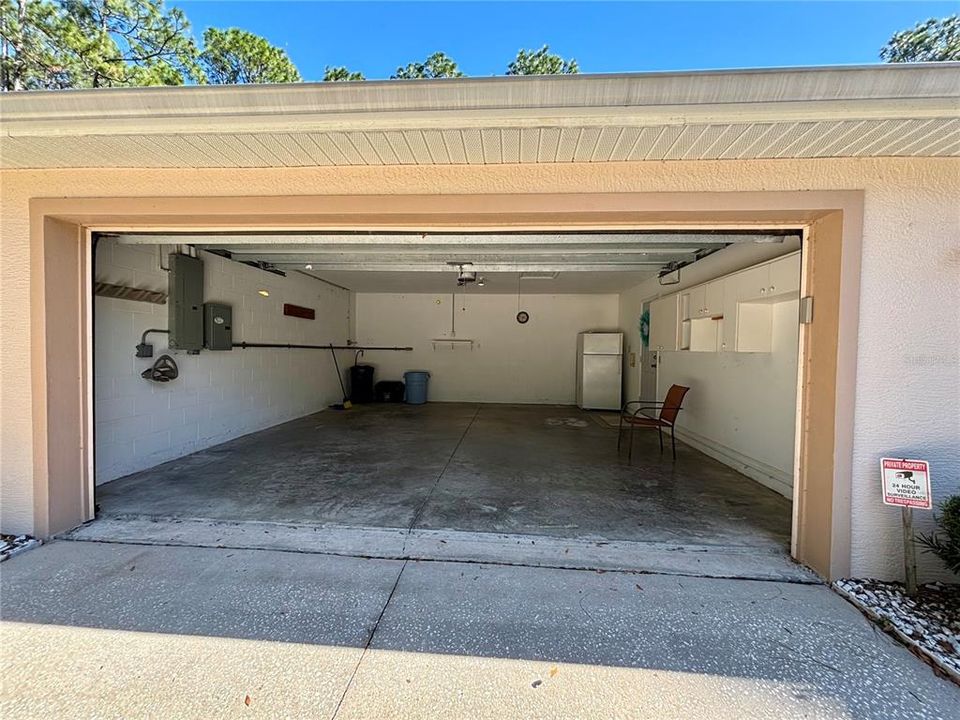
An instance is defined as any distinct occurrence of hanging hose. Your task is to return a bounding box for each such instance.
[141,354,179,383]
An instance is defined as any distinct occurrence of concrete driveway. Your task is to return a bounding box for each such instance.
[2,541,958,719]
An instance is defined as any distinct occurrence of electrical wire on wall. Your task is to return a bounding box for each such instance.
[515,270,529,324]
[459,271,470,315]
[450,288,457,338]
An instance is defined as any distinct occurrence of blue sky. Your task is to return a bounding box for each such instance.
[172,1,957,80]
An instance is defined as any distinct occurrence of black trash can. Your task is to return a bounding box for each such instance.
[350,364,375,404]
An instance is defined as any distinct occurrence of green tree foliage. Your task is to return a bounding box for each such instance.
[1,0,60,89]
[917,495,960,575]
[323,65,364,82]
[1,3,586,89]
[200,27,299,84]
[881,15,960,62]
[392,51,463,79]
[506,45,579,75]
[0,0,201,90]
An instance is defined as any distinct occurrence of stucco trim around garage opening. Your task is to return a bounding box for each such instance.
[15,187,864,582]
[5,157,956,581]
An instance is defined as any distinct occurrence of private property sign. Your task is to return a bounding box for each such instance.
[880,458,932,509]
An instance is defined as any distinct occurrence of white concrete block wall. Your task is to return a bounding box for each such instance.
[655,299,800,498]
[356,293,620,405]
[94,239,351,483]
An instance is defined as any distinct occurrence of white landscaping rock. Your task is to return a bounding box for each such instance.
[834,577,959,684]
[0,533,41,562]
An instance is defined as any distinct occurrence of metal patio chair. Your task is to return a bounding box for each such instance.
[618,384,690,462]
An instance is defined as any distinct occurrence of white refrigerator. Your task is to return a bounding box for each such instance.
[576,332,623,410]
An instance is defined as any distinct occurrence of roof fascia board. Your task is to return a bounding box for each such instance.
[2,64,958,137]
[3,99,958,138]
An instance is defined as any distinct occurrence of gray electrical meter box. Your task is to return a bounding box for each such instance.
[168,253,204,351]
[204,302,233,351]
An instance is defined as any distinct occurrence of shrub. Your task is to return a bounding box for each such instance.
[917,494,960,575]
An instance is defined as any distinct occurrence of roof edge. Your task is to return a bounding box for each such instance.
[2,63,958,138]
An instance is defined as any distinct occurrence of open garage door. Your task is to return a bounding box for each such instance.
[84,227,809,580]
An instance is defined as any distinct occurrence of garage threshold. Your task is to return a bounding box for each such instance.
[64,516,816,583]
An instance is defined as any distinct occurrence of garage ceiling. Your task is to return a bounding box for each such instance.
[111,230,799,294]
[302,270,653,294]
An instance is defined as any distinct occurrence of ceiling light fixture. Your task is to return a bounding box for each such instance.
[258,289,270,297]
[304,264,313,270]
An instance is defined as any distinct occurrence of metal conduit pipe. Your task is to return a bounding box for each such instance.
[135,328,170,358]
[233,342,412,351]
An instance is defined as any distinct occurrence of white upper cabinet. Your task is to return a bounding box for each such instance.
[769,253,801,297]
[720,251,800,351]
[685,285,705,319]
[649,294,680,351]
[730,253,800,304]
[651,251,800,355]
[703,279,724,317]
[733,264,771,303]
[682,279,723,319]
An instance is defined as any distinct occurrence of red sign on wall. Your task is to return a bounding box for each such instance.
[283,303,315,320]
[880,458,932,509]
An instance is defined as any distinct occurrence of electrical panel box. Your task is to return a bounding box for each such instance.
[204,302,233,351]
[168,253,204,351]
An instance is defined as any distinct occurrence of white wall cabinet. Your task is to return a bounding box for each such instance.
[703,280,724,317]
[684,285,704,319]
[649,294,680,351]
[733,264,771,303]
[683,280,724,319]
[769,254,801,297]
[658,251,800,354]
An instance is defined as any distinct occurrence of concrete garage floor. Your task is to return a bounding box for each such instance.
[95,403,791,549]
[3,542,959,719]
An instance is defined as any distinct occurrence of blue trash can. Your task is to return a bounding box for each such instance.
[403,371,431,405]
